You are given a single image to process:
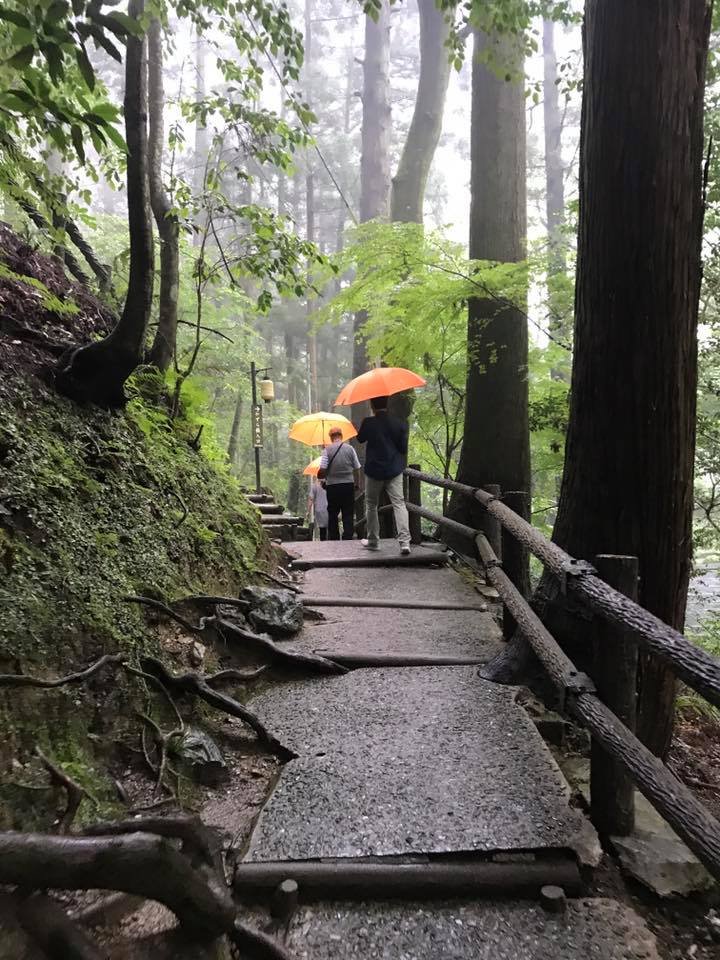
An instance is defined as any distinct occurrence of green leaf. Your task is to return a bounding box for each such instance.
[45,1,70,24]
[70,123,86,163]
[0,8,31,28]
[75,43,95,90]
[102,123,127,153]
[105,10,144,36]
[6,44,35,68]
[41,42,64,85]
[88,24,122,61]
[86,101,117,121]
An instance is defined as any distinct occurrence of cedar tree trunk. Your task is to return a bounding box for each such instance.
[390,0,452,224]
[148,18,180,373]
[448,30,530,598]
[550,0,710,757]
[56,0,153,406]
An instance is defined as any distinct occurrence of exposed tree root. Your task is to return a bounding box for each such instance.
[0,653,126,689]
[35,747,93,834]
[0,831,235,942]
[231,918,297,960]
[137,712,184,799]
[15,891,105,960]
[214,619,346,676]
[124,594,345,675]
[206,665,269,685]
[139,657,297,762]
[1,823,298,959]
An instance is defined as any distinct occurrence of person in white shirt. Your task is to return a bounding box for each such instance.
[317,427,361,540]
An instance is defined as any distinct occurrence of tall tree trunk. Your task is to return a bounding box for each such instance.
[193,27,208,246]
[147,18,180,373]
[448,30,530,599]
[390,0,452,223]
[548,0,709,757]
[542,18,565,279]
[305,0,318,411]
[227,387,244,467]
[56,0,153,406]
[352,1,391,387]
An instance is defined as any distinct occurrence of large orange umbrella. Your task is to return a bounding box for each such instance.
[303,456,323,476]
[289,411,357,446]
[334,367,426,407]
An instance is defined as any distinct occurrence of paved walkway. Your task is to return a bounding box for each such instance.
[240,539,660,959]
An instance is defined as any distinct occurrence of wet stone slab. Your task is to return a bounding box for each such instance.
[286,540,448,566]
[286,899,660,960]
[298,607,500,661]
[294,564,501,660]
[245,668,598,863]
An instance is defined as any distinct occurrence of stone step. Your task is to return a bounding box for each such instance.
[246,493,274,503]
[256,502,284,514]
[259,514,302,525]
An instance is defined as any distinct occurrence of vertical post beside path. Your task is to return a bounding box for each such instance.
[590,553,639,836]
[480,484,502,560]
[407,464,422,544]
[501,490,530,638]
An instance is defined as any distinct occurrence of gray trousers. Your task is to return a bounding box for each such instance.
[365,473,410,546]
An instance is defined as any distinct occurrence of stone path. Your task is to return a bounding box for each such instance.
[239,539,660,958]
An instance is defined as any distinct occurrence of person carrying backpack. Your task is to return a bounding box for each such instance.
[317,427,361,540]
[357,395,411,555]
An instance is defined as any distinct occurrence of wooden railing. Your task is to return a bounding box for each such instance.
[402,465,720,882]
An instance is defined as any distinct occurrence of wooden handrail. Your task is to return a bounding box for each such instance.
[404,468,720,710]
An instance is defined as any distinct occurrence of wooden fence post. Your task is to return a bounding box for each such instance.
[590,554,639,836]
[407,464,422,544]
[479,484,502,561]
[500,490,529,638]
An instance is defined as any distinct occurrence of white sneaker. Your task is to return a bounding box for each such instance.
[361,538,380,551]
[400,544,411,556]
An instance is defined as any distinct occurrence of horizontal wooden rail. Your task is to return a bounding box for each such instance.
[474,533,720,882]
[405,468,720,710]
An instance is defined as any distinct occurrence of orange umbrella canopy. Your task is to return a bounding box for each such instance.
[303,456,323,476]
[335,367,426,407]
[289,412,357,446]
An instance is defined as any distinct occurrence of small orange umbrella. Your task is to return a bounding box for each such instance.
[303,456,323,476]
[334,367,426,407]
[289,411,357,446]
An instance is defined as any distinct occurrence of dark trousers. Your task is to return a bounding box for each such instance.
[319,527,328,541]
[326,483,355,540]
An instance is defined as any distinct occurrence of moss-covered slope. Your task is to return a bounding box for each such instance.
[0,232,266,828]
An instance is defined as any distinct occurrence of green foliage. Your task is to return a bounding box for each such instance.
[0,261,80,315]
[320,222,565,523]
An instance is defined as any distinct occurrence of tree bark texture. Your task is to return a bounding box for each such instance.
[449,30,530,598]
[148,18,181,373]
[542,18,565,278]
[55,0,153,406]
[352,1,391,381]
[390,0,452,223]
[550,0,710,757]
[193,26,209,245]
[227,387,244,466]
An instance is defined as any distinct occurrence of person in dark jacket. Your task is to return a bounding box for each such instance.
[357,395,411,554]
